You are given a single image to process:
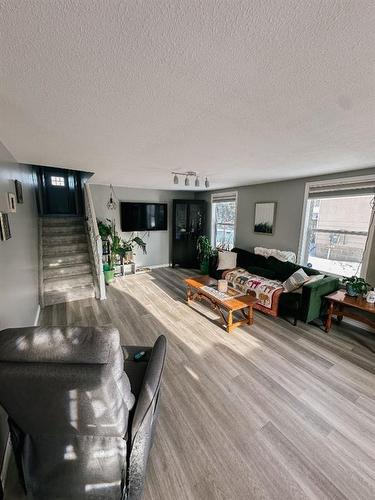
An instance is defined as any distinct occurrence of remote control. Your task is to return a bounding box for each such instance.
[134,350,146,361]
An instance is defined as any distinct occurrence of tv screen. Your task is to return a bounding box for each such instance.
[120,202,168,232]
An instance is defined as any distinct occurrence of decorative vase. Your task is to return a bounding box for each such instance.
[218,280,228,293]
[104,269,115,284]
[345,284,358,297]
[366,290,375,304]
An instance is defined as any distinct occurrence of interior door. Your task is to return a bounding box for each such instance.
[37,167,82,216]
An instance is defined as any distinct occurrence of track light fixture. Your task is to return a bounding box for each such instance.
[171,171,210,189]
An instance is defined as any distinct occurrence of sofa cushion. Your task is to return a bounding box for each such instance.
[266,256,320,281]
[266,257,299,281]
[247,266,277,280]
[232,247,268,268]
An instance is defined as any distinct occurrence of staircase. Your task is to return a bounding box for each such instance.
[41,217,96,306]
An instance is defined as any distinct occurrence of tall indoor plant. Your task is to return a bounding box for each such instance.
[196,235,214,274]
[97,219,147,283]
[97,218,121,284]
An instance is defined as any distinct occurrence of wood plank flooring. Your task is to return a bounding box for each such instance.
[5,267,375,499]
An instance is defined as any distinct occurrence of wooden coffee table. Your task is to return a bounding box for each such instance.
[325,290,375,332]
[185,275,258,333]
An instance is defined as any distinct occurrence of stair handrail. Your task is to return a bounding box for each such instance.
[83,183,106,300]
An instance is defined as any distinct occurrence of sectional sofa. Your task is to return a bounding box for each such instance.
[209,247,340,324]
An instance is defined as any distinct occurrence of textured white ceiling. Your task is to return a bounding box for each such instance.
[1,0,375,190]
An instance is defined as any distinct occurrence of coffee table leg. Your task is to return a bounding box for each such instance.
[248,306,254,326]
[187,286,192,303]
[226,310,233,333]
[325,301,333,333]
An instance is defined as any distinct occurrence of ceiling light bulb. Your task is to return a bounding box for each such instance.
[185,176,190,187]
[173,174,179,185]
[195,177,200,187]
[205,177,209,188]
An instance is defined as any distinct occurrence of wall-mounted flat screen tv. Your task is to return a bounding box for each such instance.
[120,202,168,231]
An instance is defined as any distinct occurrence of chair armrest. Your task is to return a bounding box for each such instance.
[300,277,340,323]
[303,276,340,291]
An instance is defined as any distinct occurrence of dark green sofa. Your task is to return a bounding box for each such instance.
[209,247,340,323]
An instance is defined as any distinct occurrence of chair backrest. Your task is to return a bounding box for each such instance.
[0,326,134,500]
[127,335,167,500]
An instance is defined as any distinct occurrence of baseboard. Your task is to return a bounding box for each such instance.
[34,304,41,326]
[149,264,170,269]
[0,436,11,489]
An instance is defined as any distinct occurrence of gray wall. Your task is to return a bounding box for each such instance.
[90,184,194,267]
[197,167,375,283]
[0,141,39,470]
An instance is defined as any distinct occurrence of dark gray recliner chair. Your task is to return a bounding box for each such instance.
[0,326,166,500]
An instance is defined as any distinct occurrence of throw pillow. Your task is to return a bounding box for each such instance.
[217,251,237,271]
[283,268,310,292]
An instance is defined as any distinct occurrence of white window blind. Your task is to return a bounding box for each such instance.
[300,177,375,277]
[211,192,237,249]
[211,192,237,204]
[308,179,375,199]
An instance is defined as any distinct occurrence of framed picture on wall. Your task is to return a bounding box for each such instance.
[15,180,23,204]
[254,202,277,234]
[7,192,17,213]
[0,212,11,240]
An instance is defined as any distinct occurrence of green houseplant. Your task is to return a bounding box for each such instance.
[118,235,147,263]
[196,235,214,274]
[342,276,371,297]
[97,219,148,283]
[97,219,121,284]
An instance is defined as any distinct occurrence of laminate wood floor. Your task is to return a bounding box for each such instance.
[5,268,375,499]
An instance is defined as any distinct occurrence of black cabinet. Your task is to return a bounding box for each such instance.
[172,200,206,268]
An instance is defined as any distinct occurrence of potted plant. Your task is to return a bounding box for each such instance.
[119,235,147,263]
[97,219,120,284]
[196,235,213,274]
[342,276,371,297]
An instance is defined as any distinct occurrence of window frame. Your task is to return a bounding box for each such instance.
[211,191,238,250]
[50,176,66,187]
[297,175,375,278]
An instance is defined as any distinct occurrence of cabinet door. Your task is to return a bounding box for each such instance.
[189,202,205,236]
[174,202,188,241]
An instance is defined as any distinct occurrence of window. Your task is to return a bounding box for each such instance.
[51,176,65,187]
[211,192,237,249]
[299,178,375,277]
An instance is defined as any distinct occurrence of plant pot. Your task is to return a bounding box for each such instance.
[200,259,210,275]
[104,269,115,284]
[345,284,359,297]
